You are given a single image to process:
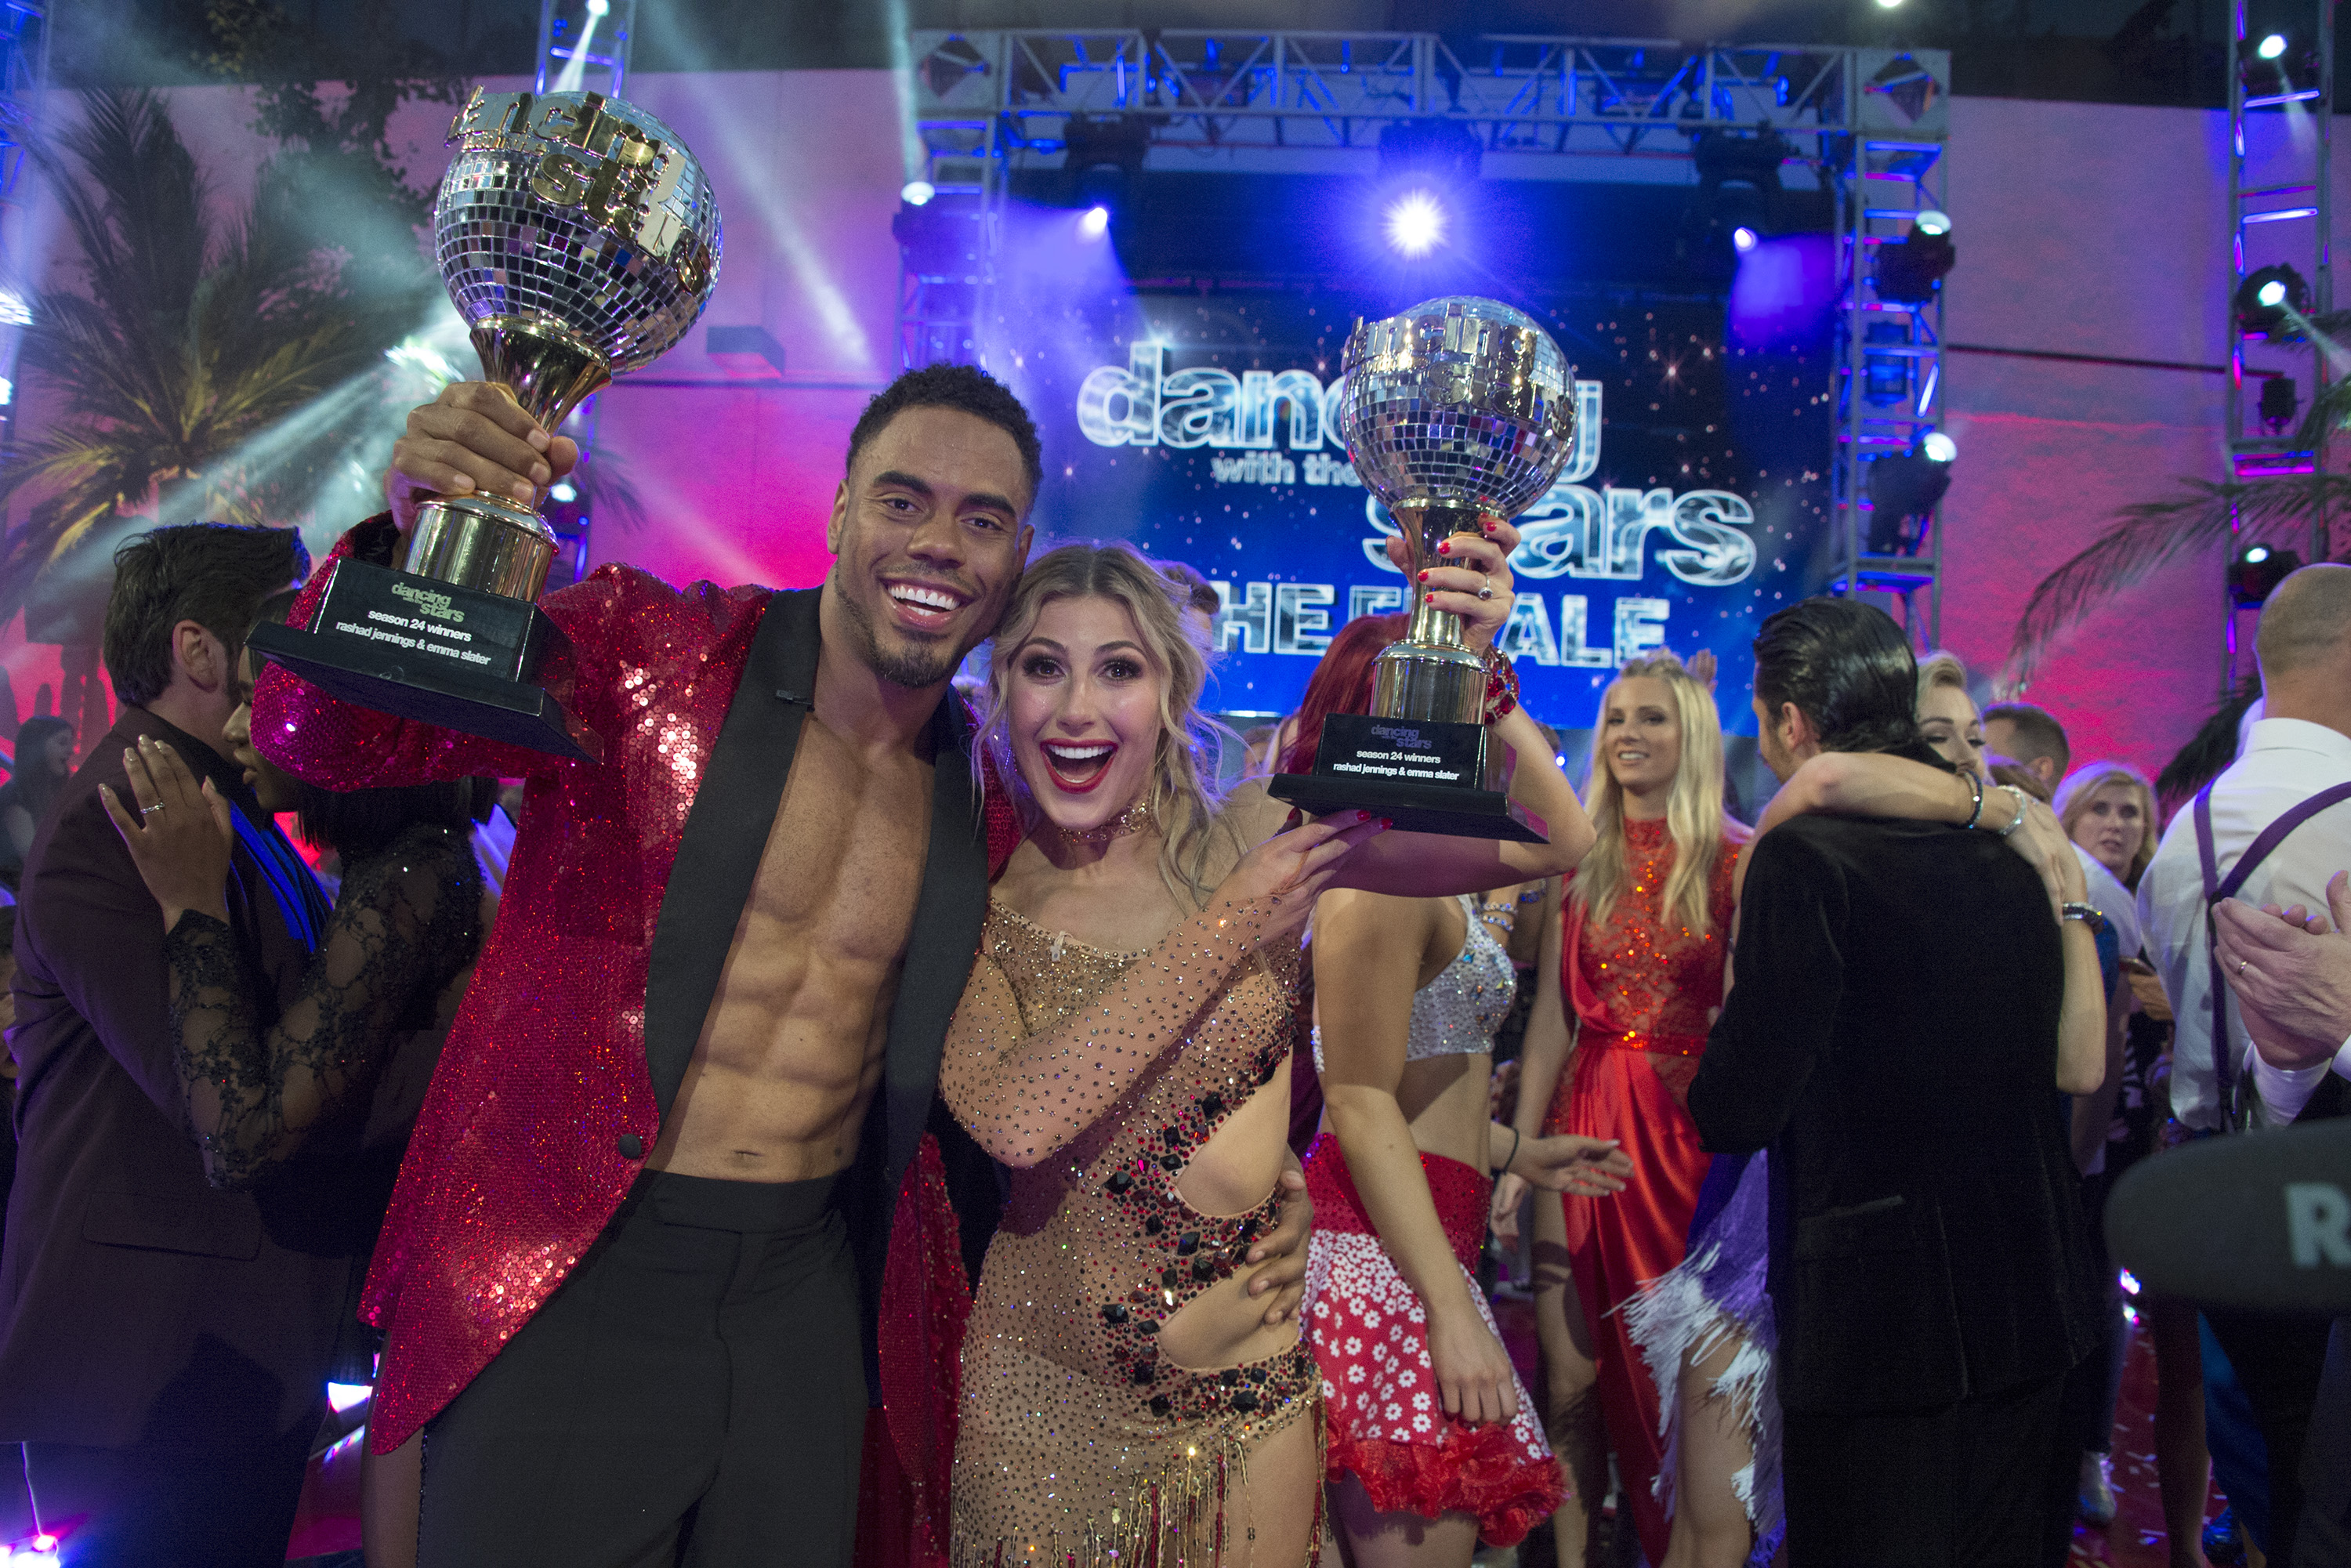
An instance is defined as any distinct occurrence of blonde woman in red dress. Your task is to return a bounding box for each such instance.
[1504,652,1748,1568]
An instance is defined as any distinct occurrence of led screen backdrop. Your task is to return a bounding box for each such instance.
[1004,288,1835,737]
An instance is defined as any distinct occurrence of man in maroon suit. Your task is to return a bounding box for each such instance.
[0,523,345,1566]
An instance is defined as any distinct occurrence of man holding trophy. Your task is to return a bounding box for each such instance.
[252,89,1066,1563]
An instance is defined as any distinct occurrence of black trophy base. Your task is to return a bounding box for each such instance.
[248,559,602,764]
[1265,712,1547,842]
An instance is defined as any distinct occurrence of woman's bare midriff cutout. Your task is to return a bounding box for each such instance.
[1156,1056,1300,1374]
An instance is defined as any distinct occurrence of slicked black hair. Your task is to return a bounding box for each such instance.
[1752,597,1925,756]
[846,362,1043,504]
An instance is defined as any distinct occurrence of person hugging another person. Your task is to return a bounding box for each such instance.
[937,524,1599,1567]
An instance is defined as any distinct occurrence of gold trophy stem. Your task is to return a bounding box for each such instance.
[1371,502,1488,725]
[400,315,616,600]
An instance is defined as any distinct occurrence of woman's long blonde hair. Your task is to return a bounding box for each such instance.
[973,542,1234,907]
[1574,652,1748,940]
[2055,760,2160,890]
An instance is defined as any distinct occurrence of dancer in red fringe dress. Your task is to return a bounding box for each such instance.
[1296,617,1632,1566]
[1506,652,1747,1568]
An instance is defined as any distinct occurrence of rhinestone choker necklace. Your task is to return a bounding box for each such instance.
[1057,798,1154,846]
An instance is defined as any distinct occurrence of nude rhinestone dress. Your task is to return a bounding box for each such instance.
[944,897,1320,1567]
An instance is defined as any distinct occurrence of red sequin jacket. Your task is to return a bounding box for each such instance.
[253,518,992,1467]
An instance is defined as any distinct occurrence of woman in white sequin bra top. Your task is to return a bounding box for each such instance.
[1289,620,1637,1568]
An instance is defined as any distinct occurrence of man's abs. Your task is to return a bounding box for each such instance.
[649,716,933,1183]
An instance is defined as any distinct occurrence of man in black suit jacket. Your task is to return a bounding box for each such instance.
[0,524,342,1566]
[1688,599,2105,1566]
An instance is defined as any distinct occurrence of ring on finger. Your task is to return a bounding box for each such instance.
[1476,570,1495,602]
[141,803,165,817]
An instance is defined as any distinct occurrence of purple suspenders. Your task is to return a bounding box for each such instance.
[2193,777,2351,1121]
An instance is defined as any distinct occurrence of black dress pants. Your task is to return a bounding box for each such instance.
[418,1170,867,1568]
[22,1426,315,1568]
[1781,1368,2077,1568]
[2205,1304,2337,1566]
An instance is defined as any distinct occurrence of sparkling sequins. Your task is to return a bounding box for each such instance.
[944,898,1318,1566]
[253,539,780,1452]
[1546,817,1738,1132]
[1313,896,1516,1076]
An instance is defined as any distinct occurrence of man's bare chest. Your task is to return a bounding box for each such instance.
[735,728,935,969]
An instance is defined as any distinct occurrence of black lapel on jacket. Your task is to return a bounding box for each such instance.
[878,691,991,1195]
[643,586,820,1120]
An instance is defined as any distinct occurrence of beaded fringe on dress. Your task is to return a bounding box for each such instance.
[1620,1150,1783,1566]
[947,1398,1323,1568]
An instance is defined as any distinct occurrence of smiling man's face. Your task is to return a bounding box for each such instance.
[825,405,1034,691]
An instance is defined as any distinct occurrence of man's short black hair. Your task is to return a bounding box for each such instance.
[103,523,310,708]
[1752,597,1924,755]
[1981,701,2070,777]
[846,363,1043,505]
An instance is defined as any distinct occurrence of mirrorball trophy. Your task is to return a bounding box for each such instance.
[1269,296,1576,839]
[250,88,723,762]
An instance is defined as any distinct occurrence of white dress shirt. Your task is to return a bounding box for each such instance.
[2139,717,2351,1129]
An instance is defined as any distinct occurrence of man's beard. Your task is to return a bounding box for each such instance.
[838,585,969,690]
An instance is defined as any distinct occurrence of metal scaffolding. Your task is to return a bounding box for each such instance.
[1828,52,1952,647]
[531,0,639,581]
[0,0,50,450]
[903,29,1951,641]
[2223,0,2332,679]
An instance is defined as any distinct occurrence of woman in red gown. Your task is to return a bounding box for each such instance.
[1502,652,1748,1567]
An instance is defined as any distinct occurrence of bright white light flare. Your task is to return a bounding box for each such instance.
[1383,191,1446,258]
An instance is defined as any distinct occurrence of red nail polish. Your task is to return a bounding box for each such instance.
[1437,541,1451,554]
[1381,817,1395,829]
[1418,570,1429,582]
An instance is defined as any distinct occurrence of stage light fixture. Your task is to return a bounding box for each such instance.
[1920,430,1957,462]
[2237,264,2309,336]
[1732,226,1759,252]
[1377,119,1483,185]
[1078,205,1110,240]
[2260,375,2300,434]
[1872,215,1957,305]
[900,179,936,207]
[1865,438,1954,555]
[2230,540,2302,607]
[1062,115,1151,227]
[2259,31,2288,57]
[1384,190,1447,258]
[1875,0,1904,9]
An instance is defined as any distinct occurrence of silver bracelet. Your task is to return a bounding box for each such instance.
[1994,784,2030,838]
[2060,901,2107,932]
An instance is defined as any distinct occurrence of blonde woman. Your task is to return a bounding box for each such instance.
[1506,653,1748,1568]
[1915,650,1986,775]
[2054,759,2164,1527]
[938,537,1596,1566]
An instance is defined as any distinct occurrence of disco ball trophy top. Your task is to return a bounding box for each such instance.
[249,88,722,762]
[1269,295,1576,839]
[410,88,722,600]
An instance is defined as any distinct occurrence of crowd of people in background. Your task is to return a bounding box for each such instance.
[0,364,2339,1568]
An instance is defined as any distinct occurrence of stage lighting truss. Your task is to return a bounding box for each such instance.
[1824,60,1952,647]
[0,0,45,454]
[2222,0,2333,680]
